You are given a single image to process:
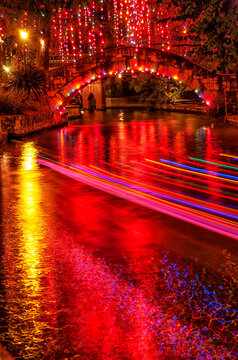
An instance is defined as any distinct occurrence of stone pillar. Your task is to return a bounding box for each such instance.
[95,79,106,110]
[82,79,106,110]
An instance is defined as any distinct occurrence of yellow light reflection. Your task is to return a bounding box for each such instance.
[18,142,43,291]
[22,143,38,171]
[8,142,47,348]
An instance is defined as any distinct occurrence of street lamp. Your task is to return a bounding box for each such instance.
[19,30,28,69]
[3,65,10,73]
[40,39,45,48]
[19,30,28,40]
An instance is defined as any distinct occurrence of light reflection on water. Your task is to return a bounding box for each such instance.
[0,110,238,359]
[1,143,50,358]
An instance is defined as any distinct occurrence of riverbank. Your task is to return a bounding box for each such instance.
[225,114,238,126]
[0,110,68,144]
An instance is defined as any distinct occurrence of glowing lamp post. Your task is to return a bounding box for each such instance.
[20,30,28,40]
[2,65,10,79]
[19,30,28,69]
[3,65,10,73]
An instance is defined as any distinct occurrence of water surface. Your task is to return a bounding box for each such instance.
[0,109,237,359]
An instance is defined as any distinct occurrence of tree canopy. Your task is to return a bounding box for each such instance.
[1,0,237,72]
[160,0,238,71]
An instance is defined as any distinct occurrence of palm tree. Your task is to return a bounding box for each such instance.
[3,64,48,101]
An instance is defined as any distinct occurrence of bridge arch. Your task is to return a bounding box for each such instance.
[81,80,106,110]
[49,47,228,113]
[87,93,96,109]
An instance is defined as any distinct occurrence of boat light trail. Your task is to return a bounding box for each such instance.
[100,160,238,202]
[220,153,238,160]
[145,159,238,184]
[132,161,238,192]
[37,157,238,240]
[90,165,238,210]
[73,164,238,220]
[178,158,238,178]
[189,157,238,172]
[159,159,238,181]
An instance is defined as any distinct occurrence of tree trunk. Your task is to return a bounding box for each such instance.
[103,3,115,49]
[0,43,5,79]
[36,15,51,71]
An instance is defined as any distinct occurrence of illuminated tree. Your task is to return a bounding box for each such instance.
[159,0,238,71]
[1,0,79,70]
[127,73,186,107]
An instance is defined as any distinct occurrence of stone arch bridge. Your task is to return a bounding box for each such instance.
[48,47,237,114]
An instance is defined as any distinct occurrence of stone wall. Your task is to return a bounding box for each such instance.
[82,80,106,110]
[0,115,8,145]
[0,110,68,141]
[226,115,238,126]
[66,105,81,119]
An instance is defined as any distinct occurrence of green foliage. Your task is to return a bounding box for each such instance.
[0,89,24,114]
[3,65,48,101]
[161,0,238,71]
[127,74,186,107]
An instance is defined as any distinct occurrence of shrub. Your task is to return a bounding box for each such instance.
[0,89,24,115]
[127,73,186,107]
[3,65,48,101]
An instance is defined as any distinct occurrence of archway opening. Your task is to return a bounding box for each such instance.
[53,58,215,112]
[104,72,205,109]
[88,93,96,110]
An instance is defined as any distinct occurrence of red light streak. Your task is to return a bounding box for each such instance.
[132,161,238,192]
[90,165,238,215]
[99,160,238,203]
[37,157,238,241]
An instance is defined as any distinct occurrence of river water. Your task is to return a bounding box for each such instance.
[0,109,237,359]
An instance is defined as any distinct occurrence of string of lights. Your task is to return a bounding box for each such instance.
[0,1,184,61]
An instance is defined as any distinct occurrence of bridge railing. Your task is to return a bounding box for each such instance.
[48,51,111,92]
[48,46,214,94]
[49,47,238,79]
[48,47,215,77]
[49,52,106,76]
[49,55,74,68]
[49,53,92,68]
